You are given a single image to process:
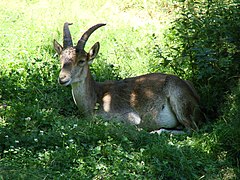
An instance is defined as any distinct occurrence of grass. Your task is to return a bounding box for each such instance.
[0,0,239,179]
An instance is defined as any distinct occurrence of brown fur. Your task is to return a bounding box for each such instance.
[54,23,205,133]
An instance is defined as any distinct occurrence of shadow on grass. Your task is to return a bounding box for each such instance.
[0,55,239,179]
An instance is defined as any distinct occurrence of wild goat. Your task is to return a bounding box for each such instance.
[53,23,204,134]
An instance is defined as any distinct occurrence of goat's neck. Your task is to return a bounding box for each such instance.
[71,67,97,115]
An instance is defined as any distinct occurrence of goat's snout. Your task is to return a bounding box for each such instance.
[58,73,71,86]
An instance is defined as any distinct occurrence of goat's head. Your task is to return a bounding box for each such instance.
[54,22,106,86]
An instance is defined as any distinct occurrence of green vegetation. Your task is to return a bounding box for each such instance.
[157,0,240,118]
[0,0,239,179]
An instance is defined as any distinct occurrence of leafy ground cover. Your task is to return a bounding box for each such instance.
[0,0,239,179]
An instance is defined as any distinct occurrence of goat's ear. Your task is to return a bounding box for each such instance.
[88,42,100,64]
[53,39,63,55]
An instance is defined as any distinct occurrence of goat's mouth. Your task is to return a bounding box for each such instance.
[58,77,72,86]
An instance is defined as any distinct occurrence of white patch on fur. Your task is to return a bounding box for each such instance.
[157,103,178,128]
[150,129,185,135]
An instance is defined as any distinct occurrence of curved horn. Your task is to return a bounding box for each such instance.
[76,23,106,52]
[63,22,73,48]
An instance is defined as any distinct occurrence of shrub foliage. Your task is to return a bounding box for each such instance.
[0,0,240,179]
[155,0,240,117]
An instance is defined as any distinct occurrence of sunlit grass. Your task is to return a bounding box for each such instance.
[0,0,173,77]
[0,0,239,179]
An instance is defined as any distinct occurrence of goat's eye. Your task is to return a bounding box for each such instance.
[78,60,85,64]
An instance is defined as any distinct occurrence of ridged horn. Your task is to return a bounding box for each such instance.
[63,22,73,48]
[76,23,106,52]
